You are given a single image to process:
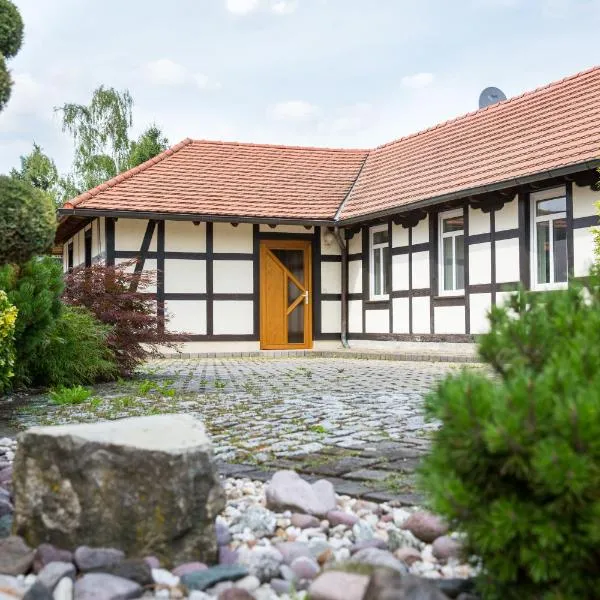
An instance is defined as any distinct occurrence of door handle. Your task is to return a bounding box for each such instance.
[304,290,309,305]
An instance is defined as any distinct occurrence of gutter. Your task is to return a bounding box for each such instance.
[336,159,600,225]
[333,227,349,349]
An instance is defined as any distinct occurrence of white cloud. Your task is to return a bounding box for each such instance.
[271,0,298,14]
[329,102,374,134]
[271,100,320,121]
[194,73,223,91]
[401,72,435,89]
[226,0,260,15]
[143,59,188,86]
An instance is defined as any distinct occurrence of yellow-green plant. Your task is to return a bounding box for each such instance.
[0,290,17,393]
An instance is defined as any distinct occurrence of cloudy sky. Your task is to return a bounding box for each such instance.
[1,0,599,175]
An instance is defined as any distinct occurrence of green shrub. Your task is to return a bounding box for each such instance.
[0,290,17,393]
[0,0,24,59]
[49,385,92,406]
[0,257,63,386]
[0,176,56,266]
[34,306,117,388]
[420,270,600,599]
[0,55,11,113]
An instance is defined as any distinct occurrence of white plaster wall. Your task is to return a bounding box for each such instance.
[116,219,157,251]
[496,291,515,308]
[213,223,252,253]
[469,243,492,285]
[412,217,429,245]
[348,231,362,255]
[348,260,362,294]
[495,238,520,283]
[392,298,409,333]
[392,223,409,247]
[412,297,430,334]
[392,254,409,291]
[573,228,595,277]
[213,301,254,335]
[572,185,600,218]
[165,221,206,252]
[321,228,342,256]
[98,217,106,257]
[164,260,206,294]
[213,260,253,293]
[321,301,341,333]
[348,300,362,333]
[116,258,157,292]
[165,300,206,335]
[470,293,492,334]
[365,310,389,334]
[321,262,341,294]
[434,306,465,334]
[259,224,314,234]
[468,207,490,235]
[75,230,85,266]
[411,252,430,289]
[495,197,519,231]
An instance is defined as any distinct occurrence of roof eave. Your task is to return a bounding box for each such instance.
[336,159,600,225]
[56,207,334,228]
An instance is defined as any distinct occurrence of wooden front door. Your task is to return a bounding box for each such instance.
[260,240,313,350]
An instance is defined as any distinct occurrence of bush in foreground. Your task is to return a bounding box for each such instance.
[0,176,56,266]
[63,262,179,376]
[0,290,17,393]
[420,270,600,599]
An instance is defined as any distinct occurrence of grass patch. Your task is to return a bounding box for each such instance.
[49,385,93,406]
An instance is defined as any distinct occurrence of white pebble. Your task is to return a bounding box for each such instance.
[151,568,179,587]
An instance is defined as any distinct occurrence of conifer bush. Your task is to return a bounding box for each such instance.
[420,269,600,599]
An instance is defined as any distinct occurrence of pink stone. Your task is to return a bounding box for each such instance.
[172,561,208,576]
[394,547,422,566]
[432,535,463,561]
[290,513,320,529]
[401,511,448,543]
[326,510,359,528]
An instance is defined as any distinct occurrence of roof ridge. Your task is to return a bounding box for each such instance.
[374,64,600,152]
[190,138,370,153]
[64,138,195,208]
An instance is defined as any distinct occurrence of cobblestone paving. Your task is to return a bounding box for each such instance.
[13,357,473,503]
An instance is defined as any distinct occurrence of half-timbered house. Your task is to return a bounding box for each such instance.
[56,66,600,352]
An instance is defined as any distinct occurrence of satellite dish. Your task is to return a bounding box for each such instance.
[479,86,507,109]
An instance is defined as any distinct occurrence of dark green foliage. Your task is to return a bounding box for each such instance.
[10,143,59,203]
[0,0,23,58]
[128,125,169,169]
[0,176,56,266]
[0,257,63,386]
[35,306,116,388]
[420,272,600,599]
[0,54,11,112]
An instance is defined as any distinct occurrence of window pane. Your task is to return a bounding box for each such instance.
[443,215,464,233]
[553,218,568,283]
[443,237,453,291]
[373,230,388,245]
[455,234,464,290]
[288,303,304,344]
[383,246,390,295]
[373,248,381,296]
[536,221,550,284]
[536,197,566,216]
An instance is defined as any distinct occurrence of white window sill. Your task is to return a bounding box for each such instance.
[532,283,568,292]
[437,291,465,298]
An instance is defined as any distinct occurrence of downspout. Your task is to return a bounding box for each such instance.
[333,227,349,349]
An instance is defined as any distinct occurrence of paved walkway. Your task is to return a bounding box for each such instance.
[12,357,475,504]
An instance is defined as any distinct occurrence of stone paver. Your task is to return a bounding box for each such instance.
[11,357,475,501]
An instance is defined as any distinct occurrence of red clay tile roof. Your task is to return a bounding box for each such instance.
[64,139,369,221]
[339,65,600,221]
[62,66,600,224]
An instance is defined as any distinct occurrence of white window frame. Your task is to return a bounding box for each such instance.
[530,186,568,291]
[438,209,465,296]
[369,224,389,300]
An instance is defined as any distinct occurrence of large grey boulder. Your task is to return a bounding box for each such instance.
[12,415,225,566]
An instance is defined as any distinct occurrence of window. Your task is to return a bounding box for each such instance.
[531,187,568,290]
[439,209,465,295]
[369,225,390,300]
[84,229,93,268]
[67,242,74,272]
